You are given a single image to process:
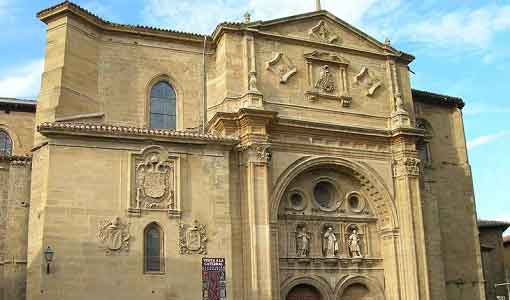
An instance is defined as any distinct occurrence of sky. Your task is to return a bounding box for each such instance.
[0,0,508,233]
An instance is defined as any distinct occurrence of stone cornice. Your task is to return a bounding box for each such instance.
[37,122,239,146]
[37,1,209,45]
[0,154,32,166]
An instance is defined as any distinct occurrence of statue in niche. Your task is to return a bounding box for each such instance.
[323,227,339,257]
[97,216,130,254]
[348,229,363,258]
[296,226,311,257]
[315,65,336,94]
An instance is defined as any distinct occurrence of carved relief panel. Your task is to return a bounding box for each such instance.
[129,146,180,217]
[97,216,131,255]
[179,220,208,255]
[304,51,352,107]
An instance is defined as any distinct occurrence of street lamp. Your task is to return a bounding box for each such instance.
[44,246,55,274]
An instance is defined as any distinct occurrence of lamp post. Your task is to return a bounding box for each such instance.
[495,283,510,300]
[44,246,55,274]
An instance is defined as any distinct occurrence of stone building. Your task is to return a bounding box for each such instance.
[478,220,510,300]
[0,1,489,299]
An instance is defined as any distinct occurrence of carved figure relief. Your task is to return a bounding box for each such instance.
[315,65,336,94]
[348,229,363,258]
[255,144,272,162]
[323,227,339,257]
[97,216,130,254]
[296,225,311,257]
[130,146,180,217]
[353,66,383,96]
[304,51,351,106]
[265,52,297,83]
[309,20,340,44]
[179,220,208,255]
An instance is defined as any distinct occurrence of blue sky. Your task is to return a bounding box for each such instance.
[0,0,508,233]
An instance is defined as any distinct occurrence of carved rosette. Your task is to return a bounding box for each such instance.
[97,216,130,255]
[393,158,421,177]
[129,146,180,217]
[179,220,208,255]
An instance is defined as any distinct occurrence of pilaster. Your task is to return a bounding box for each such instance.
[392,135,431,300]
[236,109,276,300]
[3,158,31,300]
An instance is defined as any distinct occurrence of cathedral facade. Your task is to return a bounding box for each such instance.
[0,2,486,300]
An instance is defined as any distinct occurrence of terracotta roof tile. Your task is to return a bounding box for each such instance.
[478,219,510,229]
[412,89,465,109]
[37,122,239,145]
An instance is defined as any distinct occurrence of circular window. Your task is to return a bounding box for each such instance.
[313,181,335,209]
[287,189,307,211]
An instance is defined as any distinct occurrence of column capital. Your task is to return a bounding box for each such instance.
[393,157,421,178]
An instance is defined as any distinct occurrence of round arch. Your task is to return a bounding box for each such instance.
[0,125,20,155]
[270,156,398,229]
[334,275,385,300]
[281,275,334,300]
[145,73,184,129]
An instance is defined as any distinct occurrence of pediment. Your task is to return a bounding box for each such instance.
[248,11,399,56]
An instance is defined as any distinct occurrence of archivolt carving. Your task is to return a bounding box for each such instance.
[271,157,397,229]
[97,216,130,255]
[129,146,180,217]
[309,20,340,45]
[265,52,297,83]
[334,275,385,300]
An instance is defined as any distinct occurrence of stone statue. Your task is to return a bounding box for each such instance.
[97,216,130,253]
[348,229,362,258]
[315,65,336,93]
[296,227,311,257]
[323,227,338,257]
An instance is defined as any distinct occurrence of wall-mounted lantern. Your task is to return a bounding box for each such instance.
[44,246,55,274]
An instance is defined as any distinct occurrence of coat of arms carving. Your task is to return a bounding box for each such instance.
[97,216,130,255]
[309,20,340,44]
[179,220,208,255]
[129,146,180,217]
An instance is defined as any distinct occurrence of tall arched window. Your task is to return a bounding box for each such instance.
[416,118,433,167]
[149,81,176,129]
[0,131,12,156]
[144,223,164,273]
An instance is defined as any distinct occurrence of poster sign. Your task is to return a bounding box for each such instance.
[202,257,226,300]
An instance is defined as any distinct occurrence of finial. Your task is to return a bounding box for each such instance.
[316,0,322,11]
[243,12,251,23]
[384,37,391,46]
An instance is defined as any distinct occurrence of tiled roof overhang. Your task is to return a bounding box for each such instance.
[412,89,465,109]
[0,98,36,113]
[37,122,239,146]
[478,219,510,229]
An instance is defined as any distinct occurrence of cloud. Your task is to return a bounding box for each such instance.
[467,131,509,150]
[400,5,510,50]
[142,0,247,34]
[0,59,44,99]
[0,0,9,17]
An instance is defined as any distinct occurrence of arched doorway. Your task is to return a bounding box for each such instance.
[340,283,370,300]
[286,284,322,300]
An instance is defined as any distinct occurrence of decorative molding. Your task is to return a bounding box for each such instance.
[179,220,208,255]
[129,146,180,217]
[97,216,130,255]
[265,52,297,83]
[393,157,421,177]
[308,20,341,44]
[353,66,383,96]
